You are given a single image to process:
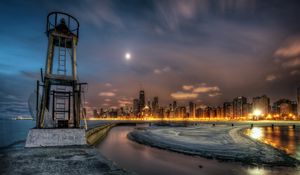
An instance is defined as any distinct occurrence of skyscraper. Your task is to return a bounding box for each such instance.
[139,90,145,112]
[297,87,300,118]
[172,101,177,111]
[152,96,159,116]
[133,99,139,116]
[233,96,247,119]
[252,95,270,115]
[189,101,195,118]
[223,102,233,119]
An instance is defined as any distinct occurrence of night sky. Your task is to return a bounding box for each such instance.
[1,0,300,117]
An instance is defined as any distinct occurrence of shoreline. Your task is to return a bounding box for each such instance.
[127,124,300,167]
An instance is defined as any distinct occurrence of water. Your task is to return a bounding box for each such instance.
[0,120,103,148]
[0,119,35,148]
[245,126,300,160]
[1,120,300,174]
[97,126,300,175]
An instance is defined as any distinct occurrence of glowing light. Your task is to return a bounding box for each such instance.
[125,52,131,60]
[253,109,262,116]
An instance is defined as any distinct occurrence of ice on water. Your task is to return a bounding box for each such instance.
[128,124,299,166]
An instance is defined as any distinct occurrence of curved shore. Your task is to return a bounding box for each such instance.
[128,125,300,167]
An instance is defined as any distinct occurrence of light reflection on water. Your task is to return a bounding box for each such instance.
[245,126,300,159]
[98,126,300,175]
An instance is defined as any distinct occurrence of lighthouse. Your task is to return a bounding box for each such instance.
[26,12,87,147]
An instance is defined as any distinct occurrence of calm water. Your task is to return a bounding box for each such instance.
[0,119,35,148]
[1,120,300,174]
[0,120,105,148]
[245,126,300,160]
[97,126,300,175]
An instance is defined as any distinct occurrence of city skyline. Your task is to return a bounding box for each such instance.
[1,0,300,118]
[91,87,300,120]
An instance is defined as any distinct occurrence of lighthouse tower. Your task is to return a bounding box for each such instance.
[26,12,87,147]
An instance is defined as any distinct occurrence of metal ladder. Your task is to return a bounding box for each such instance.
[57,37,67,75]
[55,37,68,123]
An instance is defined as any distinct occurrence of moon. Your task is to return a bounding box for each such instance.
[125,52,131,60]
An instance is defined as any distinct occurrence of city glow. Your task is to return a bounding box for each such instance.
[253,109,262,116]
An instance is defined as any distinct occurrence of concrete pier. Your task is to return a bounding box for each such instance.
[25,128,86,147]
[0,146,130,175]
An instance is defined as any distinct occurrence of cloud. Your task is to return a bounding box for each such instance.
[104,98,111,102]
[98,92,116,97]
[153,69,162,74]
[281,58,300,68]
[208,92,222,97]
[172,83,221,100]
[182,85,194,91]
[170,91,198,100]
[290,70,300,75]
[105,83,112,87]
[153,66,171,74]
[275,39,300,58]
[265,74,277,81]
[192,84,220,93]
[118,99,132,106]
[72,0,124,29]
[274,37,300,69]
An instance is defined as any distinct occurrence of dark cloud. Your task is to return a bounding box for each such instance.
[1,0,300,115]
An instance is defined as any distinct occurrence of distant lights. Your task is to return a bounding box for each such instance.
[253,109,262,116]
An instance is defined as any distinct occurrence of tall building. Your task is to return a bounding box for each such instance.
[272,99,293,119]
[233,96,247,119]
[223,102,233,119]
[297,87,300,118]
[172,101,177,111]
[139,90,145,112]
[152,96,159,116]
[272,99,290,113]
[216,106,222,118]
[178,106,187,118]
[279,103,292,117]
[252,95,270,115]
[93,109,99,118]
[133,99,139,116]
[291,101,297,116]
[196,107,204,118]
[189,101,195,118]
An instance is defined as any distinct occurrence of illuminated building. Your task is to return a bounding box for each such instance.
[280,103,292,118]
[204,107,211,118]
[252,95,270,116]
[291,101,297,117]
[196,107,204,118]
[178,106,187,118]
[216,106,223,118]
[189,101,195,118]
[173,101,177,110]
[133,99,139,116]
[272,99,294,119]
[242,103,252,117]
[209,108,217,118]
[139,90,145,112]
[223,102,233,119]
[152,96,159,116]
[233,96,247,119]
